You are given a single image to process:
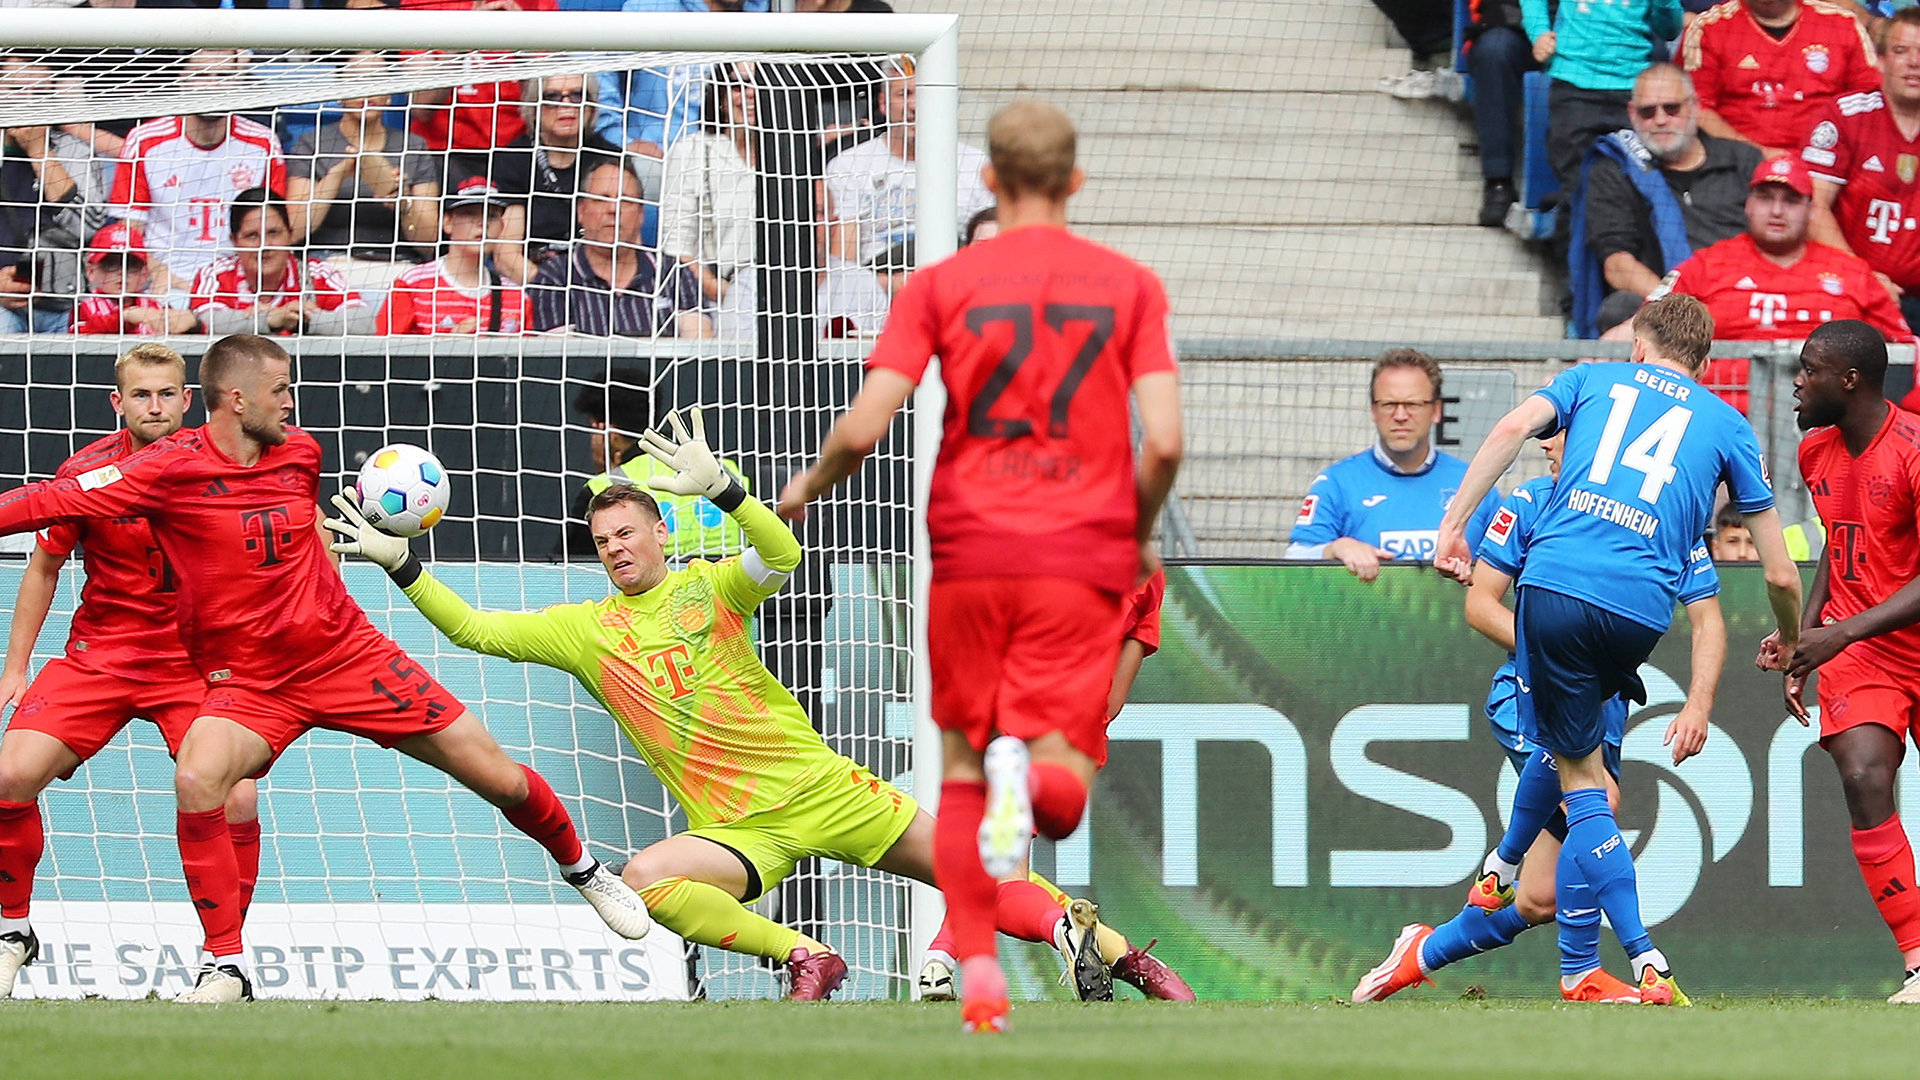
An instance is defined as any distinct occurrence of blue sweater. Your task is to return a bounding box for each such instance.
[1523,0,1682,92]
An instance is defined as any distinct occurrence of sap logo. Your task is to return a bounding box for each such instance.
[1376,530,1439,560]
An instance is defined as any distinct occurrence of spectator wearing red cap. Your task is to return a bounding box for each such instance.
[1682,0,1879,159]
[1806,9,1920,331]
[1647,154,1915,412]
[376,177,528,334]
[71,223,196,336]
[190,188,373,337]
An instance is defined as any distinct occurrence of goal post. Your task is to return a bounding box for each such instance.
[0,9,956,1001]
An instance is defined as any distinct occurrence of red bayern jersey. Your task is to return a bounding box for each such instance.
[71,295,167,336]
[190,255,365,326]
[1656,233,1915,412]
[35,431,190,678]
[400,0,555,151]
[108,116,287,283]
[1802,91,1920,290]
[1119,567,1165,655]
[0,425,374,685]
[1683,0,1878,152]
[1799,405,1920,674]
[376,260,529,335]
[866,225,1177,595]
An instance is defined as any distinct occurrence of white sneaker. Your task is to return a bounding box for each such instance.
[980,736,1033,879]
[1053,899,1113,1002]
[1890,968,1920,1003]
[0,928,38,998]
[1376,68,1464,101]
[174,963,252,1004]
[568,862,652,940]
[918,953,957,1001]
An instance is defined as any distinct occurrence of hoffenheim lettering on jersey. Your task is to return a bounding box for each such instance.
[1523,363,1770,631]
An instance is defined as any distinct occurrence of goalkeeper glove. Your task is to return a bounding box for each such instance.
[639,407,746,512]
[324,488,413,574]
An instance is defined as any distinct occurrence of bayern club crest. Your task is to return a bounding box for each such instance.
[1820,272,1845,296]
[1805,44,1830,74]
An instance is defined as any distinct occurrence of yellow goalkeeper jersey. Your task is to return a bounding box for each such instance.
[400,498,838,828]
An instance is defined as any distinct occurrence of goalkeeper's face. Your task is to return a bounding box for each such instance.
[590,502,672,595]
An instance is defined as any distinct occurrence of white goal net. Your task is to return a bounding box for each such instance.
[0,10,957,1001]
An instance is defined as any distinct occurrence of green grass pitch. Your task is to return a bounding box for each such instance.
[0,998,1911,1080]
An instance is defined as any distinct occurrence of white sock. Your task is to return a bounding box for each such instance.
[1629,949,1669,979]
[0,916,29,937]
[208,951,247,975]
[1482,850,1521,888]
[561,855,597,877]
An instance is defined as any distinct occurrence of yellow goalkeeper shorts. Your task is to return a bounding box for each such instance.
[683,758,919,901]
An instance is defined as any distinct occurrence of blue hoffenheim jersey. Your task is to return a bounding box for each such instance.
[1522,362,1770,631]
[1291,446,1502,562]
[1481,476,1720,752]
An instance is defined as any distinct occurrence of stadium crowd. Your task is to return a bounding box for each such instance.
[0,1,945,340]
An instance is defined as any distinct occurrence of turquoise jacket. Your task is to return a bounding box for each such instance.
[1523,0,1682,92]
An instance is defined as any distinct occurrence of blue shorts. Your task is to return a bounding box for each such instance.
[1514,586,1660,759]
[1504,743,1622,780]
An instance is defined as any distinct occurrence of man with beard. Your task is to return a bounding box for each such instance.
[1582,63,1763,335]
[1806,9,1920,332]
[1770,319,1920,1003]
[1646,155,1912,412]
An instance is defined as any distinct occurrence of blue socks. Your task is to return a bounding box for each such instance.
[1562,786,1653,959]
[1497,751,1562,865]
[1419,902,1533,973]
[1556,840,1602,977]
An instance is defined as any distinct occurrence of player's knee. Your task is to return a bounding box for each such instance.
[0,755,48,802]
[1516,888,1555,926]
[621,853,667,892]
[224,780,259,824]
[172,759,234,810]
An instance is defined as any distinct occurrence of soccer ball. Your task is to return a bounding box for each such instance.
[356,443,450,538]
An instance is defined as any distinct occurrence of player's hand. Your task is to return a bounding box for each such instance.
[1327,537,1394,583]
[1137,539,1162,587]
[1755,630,1784,670]
[1784,671,1810,724]
[1663,705,1709,765]
[1433,523,1473,584]
[1787,621,1851,679]
[0,668,25,717]
[323,487,410,572]
[1532,31,1556,63]
[641,407,739,502]
[776,470,815,522]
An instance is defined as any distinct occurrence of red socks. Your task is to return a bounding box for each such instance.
[995,879,1067,943]
[501,765,585,868]
[934,780,997,959]
[229,818,262,916]
[0,799,42,919]
[1853,816,1920,951]
[176,807,243,956]
[1028,761,1087,841]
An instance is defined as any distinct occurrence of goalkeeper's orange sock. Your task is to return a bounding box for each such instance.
[228,817,261,917]
[501,765,586,869]
[176,807,243,957]
[1028,762,1086,840]
[0,799,42,922]
[637,876,821,960]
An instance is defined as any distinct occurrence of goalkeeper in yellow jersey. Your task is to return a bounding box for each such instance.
[326,409,1176,1000]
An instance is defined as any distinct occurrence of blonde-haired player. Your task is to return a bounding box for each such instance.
[781,99,1184,1032]
[0,344,260,998]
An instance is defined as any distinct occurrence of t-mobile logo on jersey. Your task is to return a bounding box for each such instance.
[238,506,297,567]
[1748,292,1789,328]
[1867,198,1905,244]
[188,195,225,243]
[643,644,698,700]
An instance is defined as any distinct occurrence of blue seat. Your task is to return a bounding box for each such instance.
[1453,0,1475,104]
[1515,69,1560,241]
[557,0,626,10]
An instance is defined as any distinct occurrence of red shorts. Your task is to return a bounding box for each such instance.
[197,629,463,772]
[1817,646,1920,746]
[6,655,205,768]
[928,576,1123,765]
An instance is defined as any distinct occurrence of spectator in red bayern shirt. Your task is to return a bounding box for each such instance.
[377,178,528,335]
[401,0,559,180]
[1647,155,1915,412]
[1807,9,1920,332]
[1682,0,1878,159]
[191,188,373,337]
[71,224,197,336]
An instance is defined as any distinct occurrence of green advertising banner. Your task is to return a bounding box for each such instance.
[1046,562,1906,1001]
